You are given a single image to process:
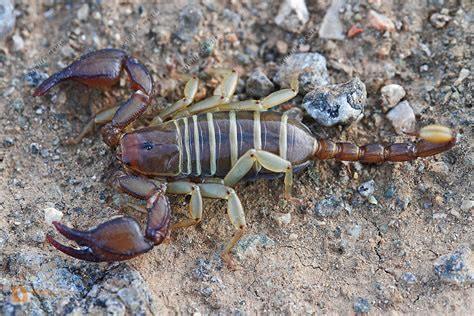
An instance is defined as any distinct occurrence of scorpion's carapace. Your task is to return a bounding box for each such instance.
[34,48,456,266]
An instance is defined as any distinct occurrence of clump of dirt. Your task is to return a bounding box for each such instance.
[0,0,472,314]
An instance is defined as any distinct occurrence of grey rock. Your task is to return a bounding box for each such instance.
[274,0,309,33]
[430,12,451,29]
[381,84,406,109]
[11,33,24,52]
[76,3,90,21]
[246,69,274,98]
[353,297,370,313]
[302,77,366,126]
[24,71,49,87]
[318,0,345,40]
[386,101,416,134]
[348,224,361,239]
[235,234,275,259]
[3,137,14,147]
[434,245,474,285]
[314,196,344,217]
[275,52,329,93]
[358,180,375,198]
[175,5,203,41]
[401,272,417,284]
[193,258,212,281]
[0,0,15,41]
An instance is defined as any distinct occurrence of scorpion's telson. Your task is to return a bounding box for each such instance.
[34,48,457,266]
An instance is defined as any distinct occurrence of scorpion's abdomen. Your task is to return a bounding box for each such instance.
[174,111,316,179]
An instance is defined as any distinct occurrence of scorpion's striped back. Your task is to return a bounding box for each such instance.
[172,111,316,178]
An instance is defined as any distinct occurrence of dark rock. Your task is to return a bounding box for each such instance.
[30,143,40,155]
[302,77,366,126]
[314,196,344,217]
[246,69,274,98]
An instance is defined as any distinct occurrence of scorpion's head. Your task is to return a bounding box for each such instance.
[118,126,181,176]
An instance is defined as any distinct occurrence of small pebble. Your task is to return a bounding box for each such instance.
[314,196,344,217]
[368,10,395,32]
[12,33,25,51]
[275,52,329,93]
[319,0,345,40]
[386,100,416,134]
[246,69,275,98]
[0,0,15,40]
[430,12,451,28]
[274,0,309,33]
[367,195,378,205]
[275,40,288,54]
[175,5,203,41]
[380,84,406,109]
[460,200,474,211]
[24,71,49,87]
[44,207,63,225]
[274,212,291,226]
[454,68,470,86]
[77,3,90,21]
[30,143,40,155]
[358,180,375,198]
[353,297,371,313]
[401,272,417,284]
[302,77,366,126]
[434,246,473,285]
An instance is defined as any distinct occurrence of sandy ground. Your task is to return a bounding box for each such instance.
[0,0,472,314]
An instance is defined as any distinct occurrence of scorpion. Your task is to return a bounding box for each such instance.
[33,49,456,266]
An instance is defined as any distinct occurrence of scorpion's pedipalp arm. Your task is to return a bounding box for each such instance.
[47,176,170,262]
[313,124,457,163]
[33,49,153,146]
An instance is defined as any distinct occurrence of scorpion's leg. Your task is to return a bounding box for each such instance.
[65,106,118,145]
[216,75,299,112]
[197,183,246,266]
[224,149,293,198]
[166,181,246,268]
[172,69,239,118]
[166,181,203,229]
[150,76,200,125]
[47,176,170,262]
[33,49,153,146]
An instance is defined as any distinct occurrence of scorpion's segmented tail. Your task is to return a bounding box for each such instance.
[313,125,456,163]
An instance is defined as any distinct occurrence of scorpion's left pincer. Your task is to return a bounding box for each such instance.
[46,176,172,262]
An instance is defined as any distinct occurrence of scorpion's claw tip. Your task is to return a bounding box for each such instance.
[46,234,100,262]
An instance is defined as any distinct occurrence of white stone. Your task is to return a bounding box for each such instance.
[275,0,309,33]
[381,84,406,108]
[77,3,90,21]
[12,33,24,51]
[275,212,292,226]
[386,100,416,134]
[319,0,345,40]
[44,207,63,225]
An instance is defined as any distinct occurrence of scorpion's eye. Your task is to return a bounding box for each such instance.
[142,142,154,151]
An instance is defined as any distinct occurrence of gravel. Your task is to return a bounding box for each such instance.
[274,52,329,93]
[318,0,345,40]
[314,196,345,217]
[434,246,473,285]
[353,297,371,313]
[302,77,366,126]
